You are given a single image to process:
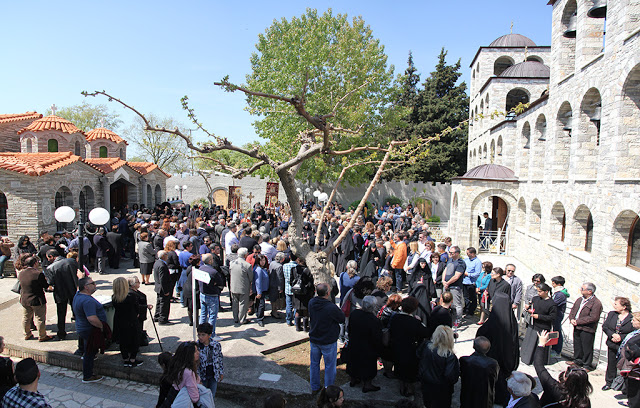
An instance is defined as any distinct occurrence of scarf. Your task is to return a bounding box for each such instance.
[618,329,640,359]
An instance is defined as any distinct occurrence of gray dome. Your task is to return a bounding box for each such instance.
[457,164,518,182]
[500,61,550,78]
[489,34,537,47]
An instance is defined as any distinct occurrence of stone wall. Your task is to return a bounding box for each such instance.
[0,120,32,152]
[172,173,451,219]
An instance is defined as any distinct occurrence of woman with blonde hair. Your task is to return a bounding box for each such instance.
[112,277,141,367]
[417,325,460,407]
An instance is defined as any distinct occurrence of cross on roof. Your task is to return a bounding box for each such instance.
[50,104,57,115]
[510,21,514,34]
[99,118,105,128]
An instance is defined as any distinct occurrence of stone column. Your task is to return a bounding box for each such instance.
[140,176,147,208]
[101,175,110,212]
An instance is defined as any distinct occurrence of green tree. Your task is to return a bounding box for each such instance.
[397,51,420,109]
[392,48,469,182]
[45,101,122,131]
[122,115,191,174]
[244,8,399,185]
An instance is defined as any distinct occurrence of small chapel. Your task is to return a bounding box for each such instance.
[0,107,170,241]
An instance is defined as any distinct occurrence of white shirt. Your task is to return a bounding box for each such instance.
[506,396,522,408]
[260,242,277,262]
[225,230,239,254]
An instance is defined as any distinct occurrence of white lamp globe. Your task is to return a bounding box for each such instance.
[305,187,311,193]
[313,190,320,198]
[296,187,301,193]
[182,185,188,190]
[174,185,180,191]
[318,193,329,202]
[54,206,76,223]
[88,208,110,226]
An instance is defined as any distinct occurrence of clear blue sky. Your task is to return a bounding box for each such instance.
[0,1,551,154]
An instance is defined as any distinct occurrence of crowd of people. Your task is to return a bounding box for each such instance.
[1,199,640,408]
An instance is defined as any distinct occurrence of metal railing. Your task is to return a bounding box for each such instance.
[478,229,508,254]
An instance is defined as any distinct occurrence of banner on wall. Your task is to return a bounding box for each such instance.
[228,186,242,210]
[265,182,279,208]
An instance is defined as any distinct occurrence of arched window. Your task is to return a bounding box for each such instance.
[526,56,543,64]
[54,187,74,231]
[494,56,515,76]
[99,146,108,158]
[0,191,7,236]
[119,148,125,160]
[551,202,566,242]
[628,216,640,270]
[506,88,530,113]
[79,186,95,214]
[74,141,81,156]
[490,140,495,163]
[530,199,542,234]
[522,122,531,149]
[25,139,32,153]
[572,205,593,253]
[154,185,162,205]
[48,139,58,152]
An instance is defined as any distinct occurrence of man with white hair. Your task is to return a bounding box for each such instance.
[260,234,277,262]
[230,247,253,324]
[153,250,172,325]
[567,282,603,370]
[224,222,239,254]
[505,371,532,408]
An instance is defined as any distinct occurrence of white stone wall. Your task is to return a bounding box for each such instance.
[453,0,640,308]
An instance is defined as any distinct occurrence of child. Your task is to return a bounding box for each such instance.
[197,322,224,398]
[156,351,172,408]
[550,276,569,356]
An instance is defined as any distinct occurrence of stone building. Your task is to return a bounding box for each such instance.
[450,0,640,305]
[0,112,169,241]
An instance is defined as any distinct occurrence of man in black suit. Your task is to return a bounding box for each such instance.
[459,336,500,408]
[106,225,123,269]
[153,250,172,325]
[44,249,78,340]
[93,228,112,275]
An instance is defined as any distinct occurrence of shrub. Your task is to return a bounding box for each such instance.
[384,196,403,206]
[348,200,373,213]
[426,215,441,223]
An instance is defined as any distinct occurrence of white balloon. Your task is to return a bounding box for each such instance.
[318,193,329,201]
[54,206,76,223]
[313,190,321,197]
[89,207,110,226]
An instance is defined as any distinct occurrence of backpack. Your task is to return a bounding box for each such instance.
[291,273,304,295]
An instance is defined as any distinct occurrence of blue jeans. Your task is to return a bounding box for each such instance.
[199,294,219,334]
[0,255,7,277]
[310,342,337,391]
[394,268,404,291]
[79,332,97,380]
[201,377,218,398]
[285,294,294,324]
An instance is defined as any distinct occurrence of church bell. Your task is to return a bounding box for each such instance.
[587,0,607,18]
[563,12,577,38]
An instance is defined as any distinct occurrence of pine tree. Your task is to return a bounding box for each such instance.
[397,51,420,108]
[392,48,469,182]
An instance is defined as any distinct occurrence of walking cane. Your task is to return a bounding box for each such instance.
[148,308,164,352]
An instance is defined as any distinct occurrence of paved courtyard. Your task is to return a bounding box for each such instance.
[0,255,629,407]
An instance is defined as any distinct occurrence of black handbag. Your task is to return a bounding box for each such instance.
[611,374,625,391]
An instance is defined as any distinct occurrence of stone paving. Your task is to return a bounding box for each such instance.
[0,255,631,407]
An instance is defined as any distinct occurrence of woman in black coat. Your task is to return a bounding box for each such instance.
[346,296,383,393]
[112,277,141,367]
[477,292,520,406]
[183,254,201,326]
[389,296,429,396]
[417,325,460,408]
[291,260,314,332]
[602,296,634,390]
[408,258,430,291]
[521,283,557,365]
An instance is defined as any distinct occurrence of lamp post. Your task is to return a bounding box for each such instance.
[174,184,188,200]
[55,206,110,272]
[305,187,311,203]
[296,187,302,202]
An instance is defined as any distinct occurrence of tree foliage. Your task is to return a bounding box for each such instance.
[122,114,191,174]
[388,49,469,182]
[243,8,400,185]
[45,101,122,132]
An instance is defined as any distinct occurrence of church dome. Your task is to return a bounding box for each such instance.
[456,164,518,182]
[489,34,537,47]
[17,115,84,135]
[500,61,550,78]
[85,127,127,145]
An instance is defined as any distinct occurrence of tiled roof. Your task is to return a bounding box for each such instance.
[85,127,128,145]
[84,158,128,174]
[0,112,43,124]
[127,161,171,178]
[456,164,518,182]
[0,152,81,176]
[17,115,84,135]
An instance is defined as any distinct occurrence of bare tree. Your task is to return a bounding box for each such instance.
[82,83,454,283]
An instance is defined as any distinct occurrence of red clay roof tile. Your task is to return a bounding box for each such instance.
[127,161,171,178]
[83,158,128,174]
[17,115,84,135]
[0,152,81,176]
[85,127,128,145]
[0,112,43,124]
